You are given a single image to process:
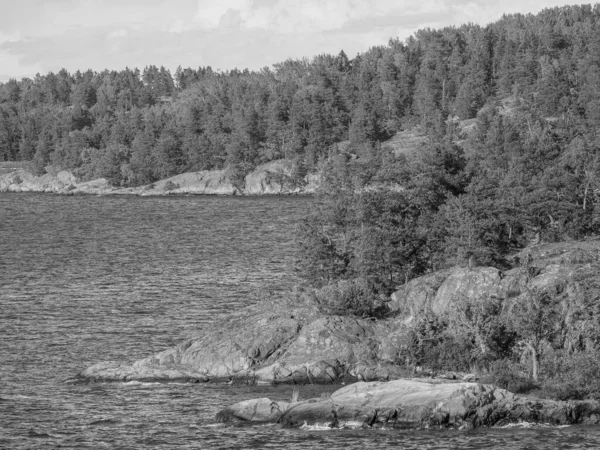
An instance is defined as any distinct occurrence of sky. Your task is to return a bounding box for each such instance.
[0,0,591,82]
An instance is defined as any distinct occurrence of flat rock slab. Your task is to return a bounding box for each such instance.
[216,379,600,429]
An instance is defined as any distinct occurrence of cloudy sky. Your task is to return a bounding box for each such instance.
[0,0,588,81]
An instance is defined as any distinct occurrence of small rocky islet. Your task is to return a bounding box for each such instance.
[74,239,600,429]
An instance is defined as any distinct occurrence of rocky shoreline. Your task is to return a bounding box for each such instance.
[76,240,600,384]
[216,379,600,429]
[71,239,600,428]
[0,159,319,196]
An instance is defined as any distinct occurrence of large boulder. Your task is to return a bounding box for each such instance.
[0,168,75,193]
[250,316,397,384]
[216,398,291,423]
[0,169,21,191]
[217,379,600,429]
[244,160,298,195]
[389,269,453,316]
[278,380,504,428]
[391,240,600,321]
[244,160,319,195]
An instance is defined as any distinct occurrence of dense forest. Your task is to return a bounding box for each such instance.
[1,4,599,189]
[4,4,600,395]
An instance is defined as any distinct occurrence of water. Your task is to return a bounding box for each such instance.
[1,193,599,449]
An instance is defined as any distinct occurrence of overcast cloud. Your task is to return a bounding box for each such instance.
[0,0,589,81]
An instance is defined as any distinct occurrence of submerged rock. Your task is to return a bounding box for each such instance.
[216,379,600,429]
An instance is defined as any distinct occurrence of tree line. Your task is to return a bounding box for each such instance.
[2,4,600,190]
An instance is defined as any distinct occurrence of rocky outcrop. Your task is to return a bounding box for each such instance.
[139,170,238,195]
[216,398,292,423]
[0,168,134,195]
[244,160,318,195]
[79,300,313,382]
[0,168,78,193]
[0,159,320,196]
[217,379,600,429]
[77,300,409,384]
[76,240,600,384]
[390,240,600,321]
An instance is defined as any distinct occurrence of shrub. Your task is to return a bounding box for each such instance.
[402,318,476,372]
[428,333,476,372]
[164,180,179,191]
[539,351,600,400]
[309,278,379,317]
[480,359,538,394]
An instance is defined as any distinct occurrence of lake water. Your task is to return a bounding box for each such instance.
[1,193,599,449]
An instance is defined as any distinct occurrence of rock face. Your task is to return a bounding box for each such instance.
[80,300,310,382]
[244,160,320,195]
[78,300,408,383]
[77,240,600,384]
[0,168,78,193]
[0,159,320,196]
[390,241,600,323]
[217,379,600,429]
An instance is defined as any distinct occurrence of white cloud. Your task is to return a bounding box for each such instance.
[0,47,44,80]
[167,19,186,34]
[107,28,128,39]
[0,0,594,82]
[194,0,252,28]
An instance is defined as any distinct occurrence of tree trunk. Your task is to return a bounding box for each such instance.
[476,333,488,355]
[527,343,540,382]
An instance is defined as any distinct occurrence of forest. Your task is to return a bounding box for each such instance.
[3,4,600,397]
[0,4,598,190]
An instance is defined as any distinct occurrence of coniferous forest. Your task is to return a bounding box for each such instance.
[4,4,600,396]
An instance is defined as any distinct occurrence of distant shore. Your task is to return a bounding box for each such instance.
[0,159,320,196]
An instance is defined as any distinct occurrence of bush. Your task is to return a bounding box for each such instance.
[481,359,538,394]
[309,278,380,317]
[402,317,476,372]
[538,351,600,400]
[164,180,179,191]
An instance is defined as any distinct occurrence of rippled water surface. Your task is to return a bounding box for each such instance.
[1,193,599,449]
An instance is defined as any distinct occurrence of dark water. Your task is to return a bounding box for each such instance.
[1,193,599,449]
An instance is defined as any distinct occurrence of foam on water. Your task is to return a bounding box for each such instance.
[499,421,572,429]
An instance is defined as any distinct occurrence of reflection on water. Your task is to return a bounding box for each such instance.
[1,193,599,449]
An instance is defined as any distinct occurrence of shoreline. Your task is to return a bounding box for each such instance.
[74,238,600,428]
[0,159,321,197]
